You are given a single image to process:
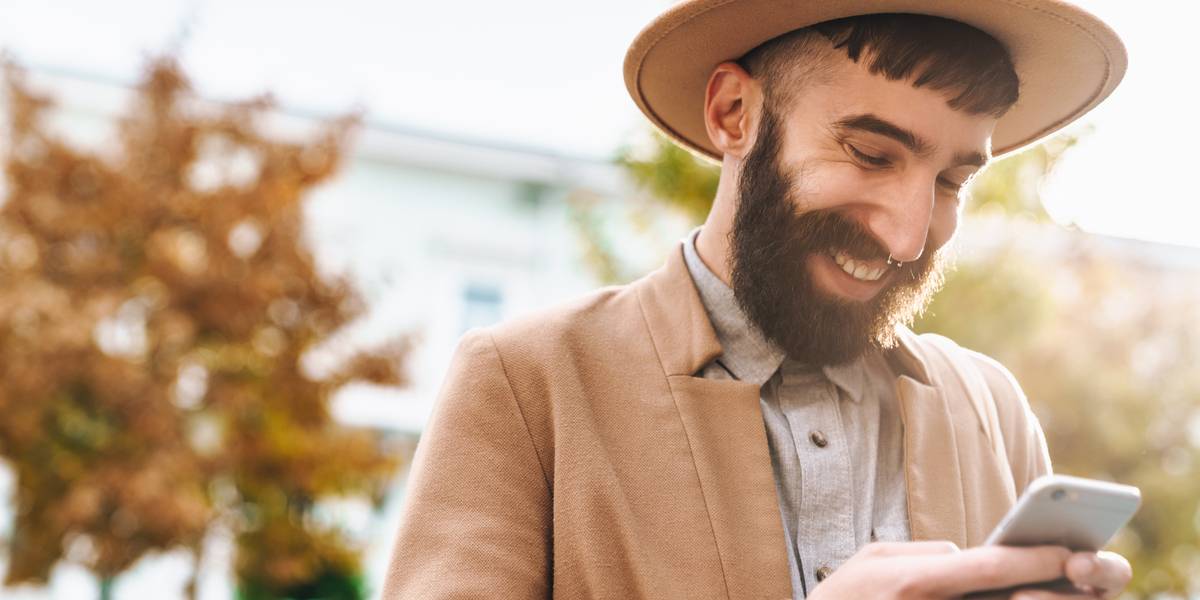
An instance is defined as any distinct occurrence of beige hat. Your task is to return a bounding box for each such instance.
[624,0,1126,161]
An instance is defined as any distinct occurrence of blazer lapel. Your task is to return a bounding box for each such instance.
[891,330,977,548]
[636,246,791,599]
[891,330,1019,548]
[895,375,969,548]
[670,376,793,599]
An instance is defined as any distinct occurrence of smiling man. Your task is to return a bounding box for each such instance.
[384,1,1130,599]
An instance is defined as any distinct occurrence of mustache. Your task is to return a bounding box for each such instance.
[799,210,890,263]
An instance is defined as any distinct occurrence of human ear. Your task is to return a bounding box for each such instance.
[704,61,760,159]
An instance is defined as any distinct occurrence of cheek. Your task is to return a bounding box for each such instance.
[797,166,869,211]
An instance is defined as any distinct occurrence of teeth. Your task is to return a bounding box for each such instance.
[830,248,886,282]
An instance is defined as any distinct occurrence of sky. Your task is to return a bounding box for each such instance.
[0,0,1195,248]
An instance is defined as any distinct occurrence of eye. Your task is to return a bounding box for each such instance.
[844,143,890,168]
[938,168,980,196]
[937,176,965,193]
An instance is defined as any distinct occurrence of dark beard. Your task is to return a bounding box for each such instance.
[728,108,950,366]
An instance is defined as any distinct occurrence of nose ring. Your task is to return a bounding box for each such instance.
[886,255,903,268]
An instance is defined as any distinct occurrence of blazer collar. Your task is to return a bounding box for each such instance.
[889,326,935,385]
[635,242,725,377]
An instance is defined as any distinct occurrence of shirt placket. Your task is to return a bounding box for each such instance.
[779,368,855,593]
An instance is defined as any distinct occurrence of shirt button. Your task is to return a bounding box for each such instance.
[816,566,833,582]
[809,430,828,447]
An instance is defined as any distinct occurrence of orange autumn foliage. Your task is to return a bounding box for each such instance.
[0,58,405,597]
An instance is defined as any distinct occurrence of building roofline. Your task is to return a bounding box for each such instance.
[14,65,624,193]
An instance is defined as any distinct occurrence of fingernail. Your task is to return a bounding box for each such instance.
[1076,554,1096,577]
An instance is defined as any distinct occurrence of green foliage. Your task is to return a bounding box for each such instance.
[565,191,637,286]
[237,515,367,600]
[562,129,720,286]
[616,131,720,226]
[239,571,365,600]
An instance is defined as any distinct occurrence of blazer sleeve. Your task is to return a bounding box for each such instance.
[969,352,1052,495]
[381,329,553,600]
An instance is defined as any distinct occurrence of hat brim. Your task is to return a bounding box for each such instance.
[624,0,1126,162]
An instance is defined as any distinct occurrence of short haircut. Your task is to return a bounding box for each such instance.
[737,13,1020,117]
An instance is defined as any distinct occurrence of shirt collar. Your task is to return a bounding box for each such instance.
[821,359,869,403]
[682,226,873,402]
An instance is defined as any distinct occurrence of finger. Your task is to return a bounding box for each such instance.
[961,578,1084,600]
[916,545,1072,597]
[1009,589,1096,600]
[859,540,961,558]
[1064,551,1131,599]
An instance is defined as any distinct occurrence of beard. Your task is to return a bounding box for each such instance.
[728,108,951,366]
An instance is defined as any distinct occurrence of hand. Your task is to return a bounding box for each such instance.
[806,541,1130,599]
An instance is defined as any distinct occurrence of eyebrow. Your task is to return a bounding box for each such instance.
[833,114,989,168]
[834,114,931,155]
[952,149,990,169]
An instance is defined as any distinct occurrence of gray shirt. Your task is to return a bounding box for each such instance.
[682,227,911,598]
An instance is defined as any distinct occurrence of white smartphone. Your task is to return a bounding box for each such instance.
[984,474,1141,551]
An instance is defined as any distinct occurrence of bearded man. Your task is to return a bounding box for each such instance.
[383,1,1133,598]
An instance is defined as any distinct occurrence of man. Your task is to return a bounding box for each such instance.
[383,1,1132,598]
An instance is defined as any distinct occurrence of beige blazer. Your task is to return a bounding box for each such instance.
[382,245,1051,599]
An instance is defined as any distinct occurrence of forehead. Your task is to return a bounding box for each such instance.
[776,56,998,160]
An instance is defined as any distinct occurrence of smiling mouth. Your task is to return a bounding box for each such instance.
[827,247,885,282]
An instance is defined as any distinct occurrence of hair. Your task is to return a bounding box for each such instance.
[737,13,1020,117]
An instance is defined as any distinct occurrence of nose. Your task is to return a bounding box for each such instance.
[866,174,935,264]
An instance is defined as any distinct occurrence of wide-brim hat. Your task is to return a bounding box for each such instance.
[624,0,1126,161]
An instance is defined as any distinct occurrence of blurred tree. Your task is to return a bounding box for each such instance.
[565,190,636,286]
[960,129,1085,223]
[614,123,1200,597]
[0,59,406,600]
[562,132,720,287]
[616,133,720,226]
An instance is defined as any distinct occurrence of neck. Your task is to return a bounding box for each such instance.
[696,156,741,287]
